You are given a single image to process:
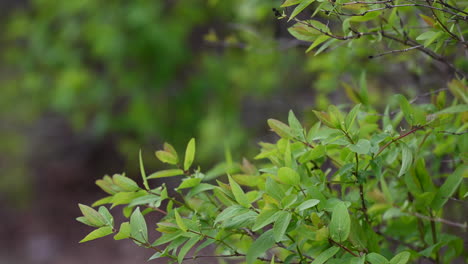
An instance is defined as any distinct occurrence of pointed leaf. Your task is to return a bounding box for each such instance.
[345,104,361,131]
[268,119,293,139]
[228,175,250,208]
[174,209,187,232]
[296,199,320,211]
[78,204,106,227]
[367,253,389,264]
[79,226,113,243]
[184,138,196,171]
[349,139,371,155]
[277,167,300,186]
[273,211,291,242]
[246,230,276,264]
[311,246,340,264]
[289,0,315,21]
[139,151,150,190]
[130,207,148,243]
[114,222,131,240]
[178,236,200,263]
[148,169,184,179]
[389,251,410,264]
[155,150,178,165]
[329,202,350,242]
[113,174,139,192]
[431,165,467,210]
[398,143,413,177]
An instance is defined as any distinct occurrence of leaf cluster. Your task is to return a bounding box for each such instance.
[77,87,468,263]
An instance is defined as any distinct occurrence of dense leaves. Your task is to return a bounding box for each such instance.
[78,88,467,263]
[76,1,467,263]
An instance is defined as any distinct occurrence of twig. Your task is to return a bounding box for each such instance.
[329,238,360,257]
[368,45,422,58]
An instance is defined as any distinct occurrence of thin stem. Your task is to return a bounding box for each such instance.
[329,238,360,257]
[188,230,236,252]
[369,126,424,165]
[369,45,422,58]
[425,0,460,41]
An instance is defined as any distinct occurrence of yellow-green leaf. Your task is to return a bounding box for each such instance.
[78,204,107,227]
[184,138,196,171]
[329,202,350,242]
[268,119,293,139]
[228,175,251,208]
[147,169,184,179]
[174,209,187,232]
[79,226,113,243]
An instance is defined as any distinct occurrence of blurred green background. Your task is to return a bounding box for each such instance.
[0,0,463,263]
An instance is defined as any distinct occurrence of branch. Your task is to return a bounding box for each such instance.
[368,45,422,58]
[329,238,360,257]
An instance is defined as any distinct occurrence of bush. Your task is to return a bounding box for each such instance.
[77,91,467,263]
[77,1,467,263]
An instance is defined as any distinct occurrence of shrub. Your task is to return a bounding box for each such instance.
[77,1,467,263]
[77,90,467,263]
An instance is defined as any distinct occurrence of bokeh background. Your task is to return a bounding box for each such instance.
[0,0,464,263]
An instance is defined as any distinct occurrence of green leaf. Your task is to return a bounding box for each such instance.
[288,110,304,139]
[228,175,251,208]
[273,211,291,242]
[328,105,344,128]
[130,207,148,243]
[313,110,336,128]
[79,226,113,243]
[114,222,131,240]
[139,150,150,190]
[268,119,293,139]
[110,191,146,208]
[281,0,301,7]
[98,206,113,227]
[184,138,196,171]
[306,35,330,53]
[350,12,380,22]
[277,167,300,186]
[431,165,467,210]
[296,199,320,211]
[289,0,315,21]
[177,177,201,190]
[148,169,184,179]
[252,209,280,231]
[113,174,139,192]
[329,202,351,243]
[397,95,415,126]
[155,150,178,165]
[349,139,371,155]
[178,236,200,263]
[311,246,340,264]
[246,230,276,264]
[416,31,442,47]
[163,142,178,160]
[215,205,250,224]
[366,253,389,264]
[78,204,107,227]
[389,251,410,264]
[398,143,413,177]
[345,104,361,131]
[91,196,113,207]
[435,104,468,114]
[298,145,326,163]
[174,209,187,232]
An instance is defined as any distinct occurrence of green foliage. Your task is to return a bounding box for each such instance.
[74,1,468,263]
[78,91,467,262]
